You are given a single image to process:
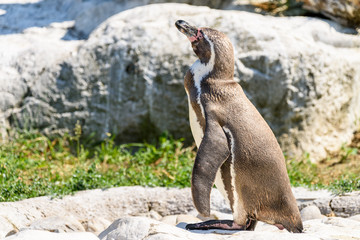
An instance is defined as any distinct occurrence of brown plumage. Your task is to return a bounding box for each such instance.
[175,20,303,233]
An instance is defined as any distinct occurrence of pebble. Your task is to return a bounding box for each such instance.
[300,205,323,221]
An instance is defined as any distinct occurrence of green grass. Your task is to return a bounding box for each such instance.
[1,129,359,202]
[0,130,194,202]
[286,150,360,194]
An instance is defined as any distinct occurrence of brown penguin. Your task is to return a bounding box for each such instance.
[175,20,303,233]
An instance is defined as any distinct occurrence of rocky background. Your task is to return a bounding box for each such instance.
[1,0,360,161]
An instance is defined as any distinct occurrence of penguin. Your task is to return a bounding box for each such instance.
[175,20,303,233]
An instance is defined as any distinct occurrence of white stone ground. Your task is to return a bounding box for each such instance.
[0,187,359,240]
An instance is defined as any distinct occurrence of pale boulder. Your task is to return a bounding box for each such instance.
[28,216,85,232]
[330,192,360,217]
[300,205,323,221]
[98,217,151,240]
[300,0,360,28]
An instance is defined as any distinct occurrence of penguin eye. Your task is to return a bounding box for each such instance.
[192,36,204,46]
[192,30,204,44]
[198,30,204,40]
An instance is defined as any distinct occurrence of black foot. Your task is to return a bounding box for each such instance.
[185,220,246,231]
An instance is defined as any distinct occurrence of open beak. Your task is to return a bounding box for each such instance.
[175,20,198,40]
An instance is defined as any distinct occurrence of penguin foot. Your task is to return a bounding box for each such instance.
[185,220,246,231]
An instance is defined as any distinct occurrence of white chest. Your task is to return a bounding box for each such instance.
[187,93,204,148]
[187,34,216,147]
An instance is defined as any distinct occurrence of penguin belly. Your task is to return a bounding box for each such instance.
[187,97,231,207]
[214,170,231,206]
[187,97,203,148]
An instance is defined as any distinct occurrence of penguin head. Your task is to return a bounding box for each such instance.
[175,20,234,79]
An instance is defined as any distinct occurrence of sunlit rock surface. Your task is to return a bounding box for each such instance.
[0,187,359,240]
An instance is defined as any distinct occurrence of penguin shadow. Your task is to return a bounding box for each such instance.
[176,222,241,235]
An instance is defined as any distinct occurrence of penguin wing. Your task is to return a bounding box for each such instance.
[191,117,230,217]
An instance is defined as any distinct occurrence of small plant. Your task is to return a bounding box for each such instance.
[339,145,358,164]
[328,177,360,195]
[252,0,306,16]
[286,152,322,189]
[73,120,82,158]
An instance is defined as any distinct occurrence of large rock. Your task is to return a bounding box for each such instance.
[294,187,334,216]
[0,19,82,138]
[1,2,360,160]
[330,192,360,217]
[68,3,360,159]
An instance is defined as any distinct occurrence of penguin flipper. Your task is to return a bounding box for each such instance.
[191,119,230,217]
